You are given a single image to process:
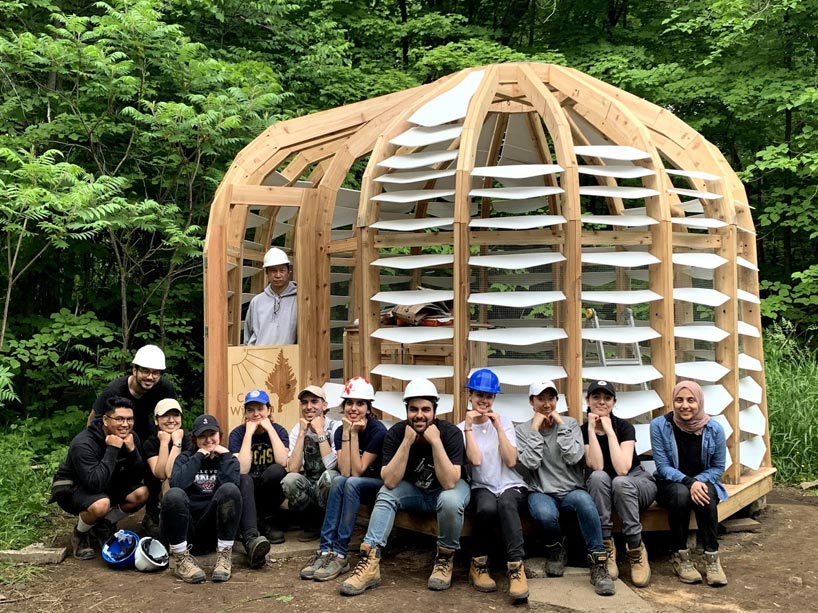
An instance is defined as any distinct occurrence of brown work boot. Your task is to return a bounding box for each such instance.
[602,537,618,580]
[71,527,95,560]
[212,546,233,582]
[469,555,497,592]
[704,551,728,586]
[170,548,206,584]
[626,542,651,587]
[339,544,381,596]
[671,549,702,584]
[427,546,456,590]
[507,560,529,601]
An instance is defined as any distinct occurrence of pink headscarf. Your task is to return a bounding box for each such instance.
[671,380,710,435]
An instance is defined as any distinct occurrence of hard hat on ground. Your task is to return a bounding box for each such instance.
[263,247,290,268]
[340,376,376,401]
[101,529,140,569]
[132,345,166,371]
[403,378,439,402]
[134,536,169,572]
[466,368,501,394]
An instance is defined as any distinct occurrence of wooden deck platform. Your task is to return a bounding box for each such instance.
[359,467,776,537]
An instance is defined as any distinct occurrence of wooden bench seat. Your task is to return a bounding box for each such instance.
[358,467,775,537]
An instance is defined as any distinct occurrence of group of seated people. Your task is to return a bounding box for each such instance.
[50,345,729,599]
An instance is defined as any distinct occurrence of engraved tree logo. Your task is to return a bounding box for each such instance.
[266,349,297,411]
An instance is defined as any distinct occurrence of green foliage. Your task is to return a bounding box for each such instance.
[0,427,64,549]
[766,321,818,484]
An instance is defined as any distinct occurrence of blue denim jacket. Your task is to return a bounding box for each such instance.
[649,413,728,501]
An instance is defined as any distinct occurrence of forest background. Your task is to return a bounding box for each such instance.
[1,0,818,550]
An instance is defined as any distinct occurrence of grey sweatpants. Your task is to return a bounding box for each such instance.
[586,466,657,542]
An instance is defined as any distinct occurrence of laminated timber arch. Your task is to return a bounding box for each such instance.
[204,63,773,511]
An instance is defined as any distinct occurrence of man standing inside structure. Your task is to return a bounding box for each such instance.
[90,344,176,535]
[52,397,149,559]
[340,378,469,596]
[244,247,297,345]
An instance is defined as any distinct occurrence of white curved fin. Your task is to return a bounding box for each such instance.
[675,361,730,382]
[371,327,454,344]
[739,436,766,470]
[473,365,567,386]
[634,424,652,455]
[579,185,660,199]
[408,70,485,127]
[470,214,566,229]
[372,254,454,269]
[469,291,566,307]
[375,169,456,184]
[738,353,763,371]
[372,289,453,305]
[671,217,728,229]
[736,256,759,271]
[582,271,617,287]
[469,327,567,345]
[581,365,662,384]
[673,288,730,307]
[471,164,563,178]
[578,165,656,179]
[738,376,763,404]
[612,390,664,419]
[470,252,566,269]
[672,253,728,269]
[581,251,660,267]
[665,168,721,182]
[582,326,659,343]
[575,145,652,161]
[470,186,564,199]
[667,187,721,200]
[390,124,463,147]
[702,384,733,415]
[378,149,458,170]
[581,214,657,227]
[739,405,766,436]
[712,415,733,439]
[582,290,662,305]
[738,321,761,338]
[737,289,761,304]
[674,325,729,342]
[371,189,455,203]
[371,217,454,231]
[372,363,453,380]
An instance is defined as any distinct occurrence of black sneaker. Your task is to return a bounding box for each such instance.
[141,509,161,539]
[91,519,116,549]
[244,534,271,569]
[588,552,616,596]
[544,541,567,577]
[259,517,285,544]
[72,528,95,560]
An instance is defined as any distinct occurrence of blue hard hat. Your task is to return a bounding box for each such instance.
[101,529,140,569]
[466,369,501,394]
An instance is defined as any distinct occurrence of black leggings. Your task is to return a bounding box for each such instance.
[655,480,719,552]
[238,464,286,537]
[471,486,527,562]
[161,484,242,552]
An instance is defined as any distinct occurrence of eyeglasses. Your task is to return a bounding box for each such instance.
[105,416,135,424]
[136,367,162,377]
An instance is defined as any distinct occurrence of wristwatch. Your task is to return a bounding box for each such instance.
[173,442,182,448]
[317,435,328,443]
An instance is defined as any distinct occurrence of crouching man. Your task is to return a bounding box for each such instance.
[340,379,469,596]
[51,397,149,559]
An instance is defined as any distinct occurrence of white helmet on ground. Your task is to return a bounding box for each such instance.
[263,247,290,268]
[134,537,169,572]
[340,376,376,401]
[403,378,439,402]
[133,345,166,371]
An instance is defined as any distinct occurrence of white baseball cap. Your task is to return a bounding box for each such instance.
[528,380,558,397]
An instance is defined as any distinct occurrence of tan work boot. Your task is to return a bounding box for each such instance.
[602,537,618,580]
[671,549,702,584]
[626,542,651,587]
[469,555,496,592]
[507,560,529,601]
[704,551,728,586]
[212,546,232,582]
[339,544,381,596]
[427,545,456,590]
[170,548,206,584]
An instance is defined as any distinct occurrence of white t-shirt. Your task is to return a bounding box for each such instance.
[458,415,527,495]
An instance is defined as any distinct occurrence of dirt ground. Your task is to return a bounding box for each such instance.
[3,486,816,612]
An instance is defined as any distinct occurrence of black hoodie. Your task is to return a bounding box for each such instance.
[169,449,240,514]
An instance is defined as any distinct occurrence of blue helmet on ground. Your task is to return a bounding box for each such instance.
[466,368,501,394]
[101,529,140,569]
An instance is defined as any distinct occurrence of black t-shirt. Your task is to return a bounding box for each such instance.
[333,418,387,479]
[93,375,177,445]
[228,423,290,478]
[143,434,192,460]
[382,419,465,490]
[670,416,704,478]
[581,413,641,477]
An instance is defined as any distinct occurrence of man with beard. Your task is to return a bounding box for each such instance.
[283,385,339,541]
[89,344,177,535]
[339,378,469,596]
[51,397,149,559]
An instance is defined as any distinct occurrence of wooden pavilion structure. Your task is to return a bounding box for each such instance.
[203,63,773,519]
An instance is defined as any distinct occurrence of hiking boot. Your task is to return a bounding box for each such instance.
[469,555,497,592]
[141,509,161,539]
[602,537,618,580]
[212,546,232,582]
[71,528,95,560]
[91,519,116,549]
[544,540,567,577]
[427,545,456,591]
[671,549,702,584]
[170,548,206,584]
[260,517,285,544]
[301,550,326,580]
[626,542,651,587]
[588,551,616,596]
[340,543,381,596]
[243,534,271,569]
[314,552,351,581]
[507,560,529,601]
[704,551,728,586]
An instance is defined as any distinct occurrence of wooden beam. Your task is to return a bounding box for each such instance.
[229,185,307,207]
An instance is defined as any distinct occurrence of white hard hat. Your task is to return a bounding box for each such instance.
[403,378,439,402]
[134,537,168,572]
[340,376,376,401]
[132,345,166,370]
[263,247,290,268]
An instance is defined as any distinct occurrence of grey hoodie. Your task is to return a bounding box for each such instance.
[244,281,297,345]
[515,416,585,497]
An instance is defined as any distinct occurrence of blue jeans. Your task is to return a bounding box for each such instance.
[528,489,604,554]
[319,475,382,557]
[363,479,471,551]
